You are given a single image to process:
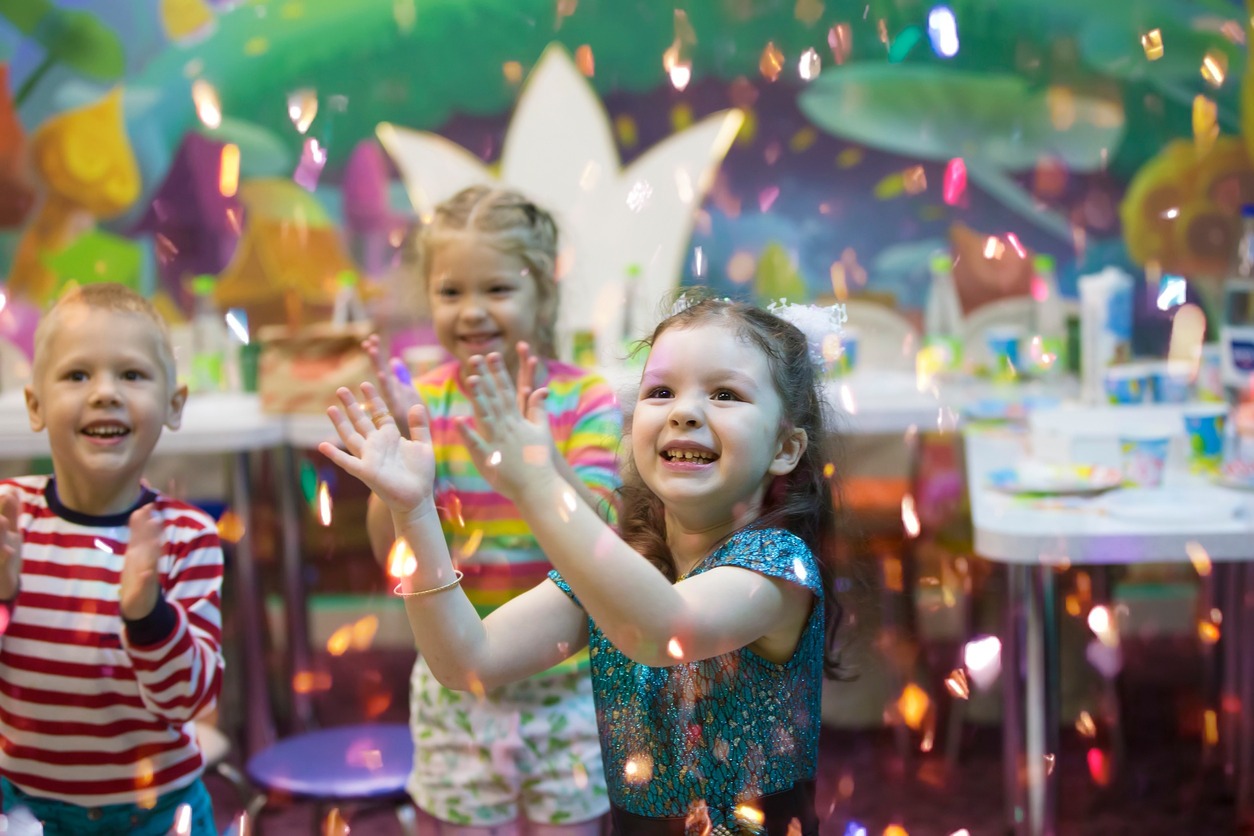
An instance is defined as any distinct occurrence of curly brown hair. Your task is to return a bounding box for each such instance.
[617,293,857,679]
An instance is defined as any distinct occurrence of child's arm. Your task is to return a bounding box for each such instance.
[120,505,224,722]
[321,383,590,691]
[461,356,812,667]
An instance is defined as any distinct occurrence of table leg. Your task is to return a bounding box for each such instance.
[1221,562,1242,787]
[275,445,315,733]
[1023,565,1061,836]
[1236,563,1254,823]
[229,451,276,757]
[1003,565,1027,834]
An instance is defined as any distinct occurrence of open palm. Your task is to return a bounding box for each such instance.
[320,383,436,515]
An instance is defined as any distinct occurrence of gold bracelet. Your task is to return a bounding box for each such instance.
[393,570,464,598]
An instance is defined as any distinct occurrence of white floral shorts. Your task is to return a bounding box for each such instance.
[407,656,609,827]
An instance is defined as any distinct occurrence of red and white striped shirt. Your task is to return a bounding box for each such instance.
[0,476,224,806]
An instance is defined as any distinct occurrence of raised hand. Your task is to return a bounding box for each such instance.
[320,382,437,516]
[119,506,162,620]
[0,494,20,601]
[362,334,425,440]
[458,352,557,500]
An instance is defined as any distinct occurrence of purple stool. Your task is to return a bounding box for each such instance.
[244,723,417,834]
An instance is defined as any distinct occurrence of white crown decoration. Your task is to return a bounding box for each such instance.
[377,43,744,366]
[767,299,849,374]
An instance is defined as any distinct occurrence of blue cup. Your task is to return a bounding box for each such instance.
[1184,405,1228,473]
[1150,361,1192,403]
[1104,364,1151,404]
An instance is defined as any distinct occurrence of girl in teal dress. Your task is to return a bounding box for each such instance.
[322,297,852,836]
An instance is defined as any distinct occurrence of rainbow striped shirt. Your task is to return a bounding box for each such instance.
[415,360,622,672]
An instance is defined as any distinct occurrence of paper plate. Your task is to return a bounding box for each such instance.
[987,462,1122,496]
[1098,487,1245,524]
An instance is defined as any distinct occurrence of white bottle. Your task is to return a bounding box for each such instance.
[923,253,964,371]
[1030,254,1066,377]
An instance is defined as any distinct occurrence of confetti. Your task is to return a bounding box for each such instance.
[191,80,221,129]
[794,0,824,25]
[760,41,785,82]
[828,23,852,64]
[798,47,822,81]
[1141,29,1164,61]
[1201,48,1227,87]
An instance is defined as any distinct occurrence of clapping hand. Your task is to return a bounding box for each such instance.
[320,382,437,518]
[119,506,162,620]
[458,351,557,501]
[362,335,425,440]
[0,494,20,602]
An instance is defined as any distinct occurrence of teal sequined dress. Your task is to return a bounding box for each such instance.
[549,528,824,833]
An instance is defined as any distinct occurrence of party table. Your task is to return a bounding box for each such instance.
[963,412,1254,835]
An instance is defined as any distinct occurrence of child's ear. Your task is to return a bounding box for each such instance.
[165,384,189,430]
[23,386,44,433]
[768,427,808,476]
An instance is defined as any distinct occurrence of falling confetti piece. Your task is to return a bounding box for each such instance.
[216,510,245,543]
[901,494,920,537]
[461,528,485,559]
[945,669,970,700]
[882,556,903,593]
[1186,540,1212,576]
[823,462,836,479]
[623,754,654,784]
[503,61,524,85]
[1076,710,1097,738]
[736,109,758,146]
[873,173,906,200]
[759,185,781,212]
[243,36,269,56]
[1201,49,1227,87]
[292,671,333,691]
[218,143,240,198]
[794,0,824,25]
[316,481,332,526]
[667,638,684,658]
[896,683,930,730]
[1141,29,1164,60]
[760,41,785,82]
[828,23,852,64]
[287,88,318,134]
[884,825,909,836]
[671,103,694,132]
[614,114,638,148]
[1204,709,1219,746]
[942,158,967,205]
[902,165,927,195]
[294,138,328,192]
[789,127,818,153]
[191,80,222,129]
[1198,619,1221,644]
[1085,748,1107,785]
[1193,95,1218,150]
[836,147,863,168]
[575,44,595,76]
[798,47,822,81]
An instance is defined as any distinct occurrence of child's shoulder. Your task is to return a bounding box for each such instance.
[145,492,221,536]
[716,527,820,590]
[542,360,613,395]
[0,474,51,500]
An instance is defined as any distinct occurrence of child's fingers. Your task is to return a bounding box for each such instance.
[318,441,372,481]
[326,402,365,451]
[453,416,495,465]
[526,387,550,422]
[407,404,432,445]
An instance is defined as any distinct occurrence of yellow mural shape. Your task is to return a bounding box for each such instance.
[9,88,141,303]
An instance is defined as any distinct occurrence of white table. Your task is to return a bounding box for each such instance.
[964,417,1254,834]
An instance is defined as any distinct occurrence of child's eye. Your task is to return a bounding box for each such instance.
[436,287,460,299]
[645,386,673,399]
[122,370,149,382]
[65,370,88,382]
[712,389,742,401]
[488,285,514,295]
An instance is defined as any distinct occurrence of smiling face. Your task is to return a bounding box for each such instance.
[24,303,187,515]
[631,320,806,533]
[426,231,545,376]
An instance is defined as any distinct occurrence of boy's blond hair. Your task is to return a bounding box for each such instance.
[32,284,178,384]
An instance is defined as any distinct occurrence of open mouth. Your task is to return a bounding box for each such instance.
[662,448,718,463]
[82,423,130,439]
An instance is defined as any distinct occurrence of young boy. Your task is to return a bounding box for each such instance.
[0,284,224,835]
